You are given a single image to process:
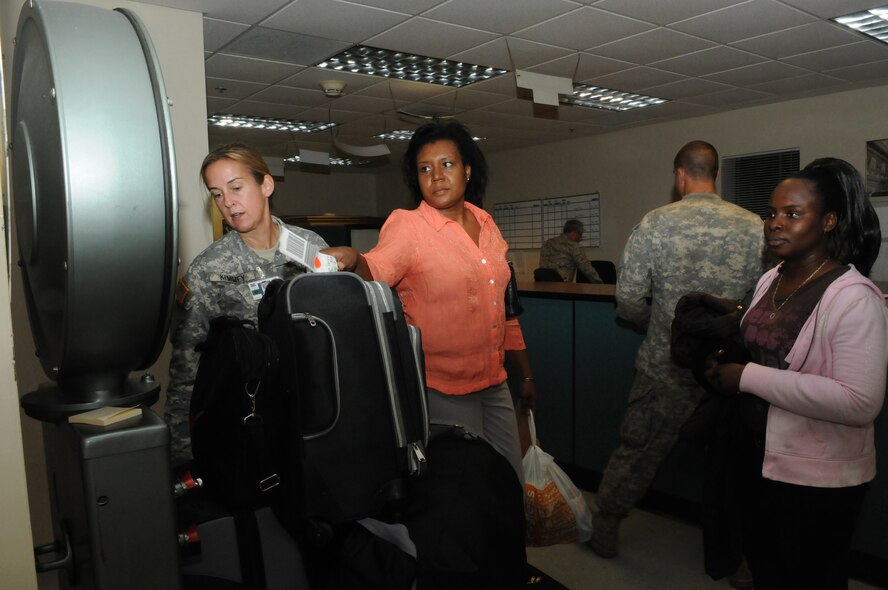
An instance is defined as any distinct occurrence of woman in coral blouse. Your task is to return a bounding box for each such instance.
[326,120,537,481]
[705,158,888,589]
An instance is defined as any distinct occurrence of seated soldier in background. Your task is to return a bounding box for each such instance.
[538,219,602,283]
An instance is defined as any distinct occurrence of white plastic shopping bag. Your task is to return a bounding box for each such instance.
[522,411,593,546]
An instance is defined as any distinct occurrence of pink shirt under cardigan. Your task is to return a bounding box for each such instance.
[364,201,526,395]
[739,265,888,488]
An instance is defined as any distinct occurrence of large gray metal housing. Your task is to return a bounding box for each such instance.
[11,0,178,418]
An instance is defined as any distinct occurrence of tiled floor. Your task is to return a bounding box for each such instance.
[526,491,883,590]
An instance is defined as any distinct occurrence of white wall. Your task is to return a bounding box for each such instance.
[1,2,209,588]
[481,85,888,279]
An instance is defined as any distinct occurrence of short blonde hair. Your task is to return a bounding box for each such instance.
[200,143,271,188]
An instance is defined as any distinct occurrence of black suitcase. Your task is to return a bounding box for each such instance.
[258,272,428,542]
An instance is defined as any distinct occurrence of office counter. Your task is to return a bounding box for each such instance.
[514,281,888,581]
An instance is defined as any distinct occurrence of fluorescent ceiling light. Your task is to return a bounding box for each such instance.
[284,155,367,166]
[833,7,888,43]
[561,84,668,112]
[208,114,336,133]
[373,129,486,142]
[316,45,507,88]
[374,130,416,141]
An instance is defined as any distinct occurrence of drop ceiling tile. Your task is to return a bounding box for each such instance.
[222,100,311,119]
[746,72,845,94]
[583,66,687,92]
[731,21,862,59]
[642,100,719,118]
[587,108,661,128]
[466,73,520,96]
[263,0,409,43]
[424,88,518,110]
[280,69,382,94]
[551,104,612,123]
[203,18,250,53]
[224,27,351,66]
[316,93,398,114]
[480,98,541,117]
[684,87,773,107]
[206,54,304,84]
[641,77,732,99]
[345,0,446,15]
[670,0,816,45]
[825,59,888,82]
[592,0,746,26]
[209,124,290,148]
[651,45,766,77]
[424,0,576,34]
[207,96,239,115]
[295,108,369,125]
[392,101,469,120]
[530,52,636,79]
[206,77,267,100]
[356,79,453,103]
[704,60,809,86]
[783,41,888,71]
[778,0,888,19]
[591,27,717,64]
[451,37,574,71]
[514,6,654,51]
[135,0,290,24]
[456,109,539,131]
[365,17,498,58]
[249,85,331,107]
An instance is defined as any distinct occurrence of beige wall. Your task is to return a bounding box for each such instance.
[1,1,209,588]
[480,84,888,279]
[0,11,37,583]
[273,166,383,217]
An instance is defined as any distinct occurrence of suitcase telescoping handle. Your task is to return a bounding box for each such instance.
[290,312,342,440]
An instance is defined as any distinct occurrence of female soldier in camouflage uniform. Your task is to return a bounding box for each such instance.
[164,143,328,464]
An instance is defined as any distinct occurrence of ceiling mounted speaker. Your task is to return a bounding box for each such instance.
[11,0,178,420]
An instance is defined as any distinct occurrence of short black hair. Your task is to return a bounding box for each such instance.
[402,120,488,206]
[563,219,584,234]
[674,140,719,181]
[789,158,882,276]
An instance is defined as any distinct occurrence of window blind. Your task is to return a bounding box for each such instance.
[721,149,800,217]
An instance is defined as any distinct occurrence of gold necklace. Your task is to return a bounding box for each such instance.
[769,258,829,319]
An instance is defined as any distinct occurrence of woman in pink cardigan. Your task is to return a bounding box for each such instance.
[705,158,888,590]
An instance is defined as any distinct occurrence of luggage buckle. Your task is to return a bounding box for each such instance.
[409,442,427,476]
[259,473,280,492]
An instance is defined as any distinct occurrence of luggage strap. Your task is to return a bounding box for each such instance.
[243,381,281,494]
[233,510,266,590]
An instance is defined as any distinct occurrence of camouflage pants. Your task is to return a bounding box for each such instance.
[595,372,703,517]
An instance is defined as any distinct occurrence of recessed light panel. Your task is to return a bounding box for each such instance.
[373,129,486,141]
[316,45,508,88]
[561,84,668,112]
[284,155,367,166]
[833,7,888,44]
[374,129,416,141]
[208,114,336,133]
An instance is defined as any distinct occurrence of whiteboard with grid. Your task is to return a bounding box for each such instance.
[493,193,600,249]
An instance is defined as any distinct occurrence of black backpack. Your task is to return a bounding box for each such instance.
[189,316,284,511]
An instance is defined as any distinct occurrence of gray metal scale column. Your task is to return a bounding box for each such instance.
[10,1,181,588]
[11,0,178,418]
